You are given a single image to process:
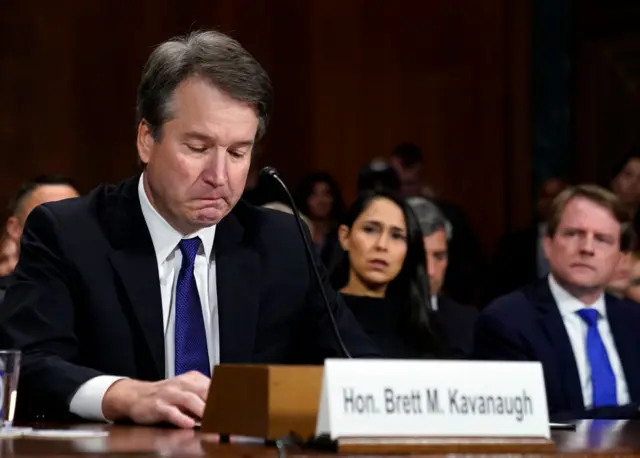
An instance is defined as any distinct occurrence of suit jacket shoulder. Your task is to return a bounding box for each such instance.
[231,200,305,248]
[435,296,478,358]
[482,284,540,323]
[474,282,546,361]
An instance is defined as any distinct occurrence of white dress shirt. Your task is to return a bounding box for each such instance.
[69,174,220,420]
[431,295,438,311]
[548,274,629,409]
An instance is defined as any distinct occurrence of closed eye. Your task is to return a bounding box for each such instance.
[229,150,246,159]
[187,144,207,153]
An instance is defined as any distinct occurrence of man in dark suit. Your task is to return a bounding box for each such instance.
[0,175,79,283]
[0,30,378,428]
[475,184,640,420]
[407,196,477,358]
[491,177,566,299]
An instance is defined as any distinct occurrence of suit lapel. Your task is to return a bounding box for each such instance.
[215,207,261,363]
[104,176,165,378]
[533,281,585,413]
[607,297,640,401]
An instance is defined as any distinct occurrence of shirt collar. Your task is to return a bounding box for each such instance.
[548,273,607,319]
[138,173,216,266]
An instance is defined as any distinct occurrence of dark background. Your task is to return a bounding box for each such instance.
[0,0,638,256]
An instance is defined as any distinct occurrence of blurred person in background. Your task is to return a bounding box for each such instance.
[607,251,640,303]
[0,236,18,277]
[0,236,18,302]
[329,190,441,358]
[357,160,401,193]
[492,177,567,299]
[607,252,632,298]
[0,175,79,299]
[407,196,477,358]
[294,172,344,266]
[388,143,428,197]
[625,252,640,303]
[388,142,484,305]
[610,153,640,247]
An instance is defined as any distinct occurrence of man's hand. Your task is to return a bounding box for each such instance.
[102,371,210,428]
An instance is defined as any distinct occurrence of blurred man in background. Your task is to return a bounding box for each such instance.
[0,175,79,300]
[491,177,567,298]
[389,142,484,304]
[407,196,477,358]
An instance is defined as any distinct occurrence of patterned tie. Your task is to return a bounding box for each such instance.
[576,308,617,407]
[174,237,210,377]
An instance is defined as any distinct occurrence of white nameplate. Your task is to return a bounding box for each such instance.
[316,359,550,439]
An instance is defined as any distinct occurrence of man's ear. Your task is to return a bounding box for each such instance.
[338,225,350,251]
[137,120,155,165]
[5,216,21,242]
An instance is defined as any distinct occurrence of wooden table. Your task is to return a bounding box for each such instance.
[1,420,640,456]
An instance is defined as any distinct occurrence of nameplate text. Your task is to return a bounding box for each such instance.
[315,359,549,439]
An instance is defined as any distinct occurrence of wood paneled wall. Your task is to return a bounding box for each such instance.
[573,1,640,186]
[0,0,531,254]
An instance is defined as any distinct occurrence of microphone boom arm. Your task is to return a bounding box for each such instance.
[260,167,352,358]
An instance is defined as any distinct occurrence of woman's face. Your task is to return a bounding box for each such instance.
[339,197,408,291]
[612,158,640,206]
[306,181,334,220]
[626,258,640,303]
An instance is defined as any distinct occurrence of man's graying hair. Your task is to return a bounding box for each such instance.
[407,196,452,240]
[137,30,273,141]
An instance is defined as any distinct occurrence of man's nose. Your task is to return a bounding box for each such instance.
[579,234,595,255]
[204,149,227,185]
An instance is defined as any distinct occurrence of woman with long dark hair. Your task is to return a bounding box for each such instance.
[329,189,440,358]
[294,172,345,266]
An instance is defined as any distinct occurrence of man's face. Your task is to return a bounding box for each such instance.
[544,197,623,291]
[389,156,423,197]
[423,229,449,296]
[138,77,258,234]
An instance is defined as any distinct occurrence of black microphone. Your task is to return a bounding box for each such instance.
[260,166,352,358]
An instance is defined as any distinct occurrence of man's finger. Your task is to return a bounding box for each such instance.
[168,390,206,419]
[157,403,196,429]
[177,372,211,401]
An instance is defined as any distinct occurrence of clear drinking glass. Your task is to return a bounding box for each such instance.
[0,350,20,429]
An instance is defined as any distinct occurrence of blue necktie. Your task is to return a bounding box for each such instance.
[576,308,617,407]
[174,237,210,377]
